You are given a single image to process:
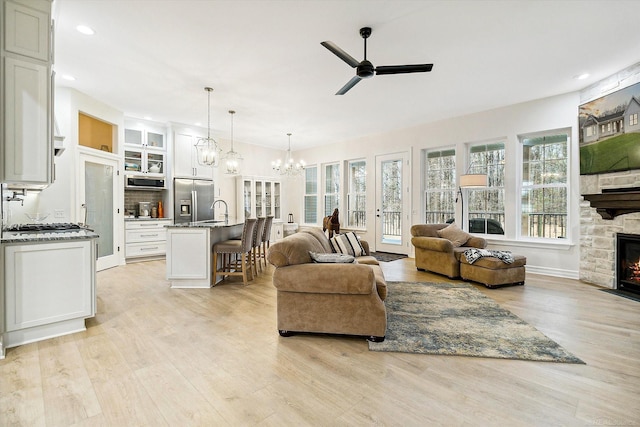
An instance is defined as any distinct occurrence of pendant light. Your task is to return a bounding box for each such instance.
[195,87,221,167]
[272,133,305,177]
[223,110,243,175]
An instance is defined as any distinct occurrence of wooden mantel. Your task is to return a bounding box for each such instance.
[583,188,640,219]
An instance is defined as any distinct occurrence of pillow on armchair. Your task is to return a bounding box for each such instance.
[436,223,472,247]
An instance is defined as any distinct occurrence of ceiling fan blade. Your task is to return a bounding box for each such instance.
[336,75,362,95]
[375,64,434,75]
[321,41,360,68]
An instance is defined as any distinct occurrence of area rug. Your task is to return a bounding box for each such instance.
[370,252,408,262]
[369,281,584,363]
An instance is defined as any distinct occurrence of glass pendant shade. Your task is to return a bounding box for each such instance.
[195,87,221,167]
[223,110,243,175]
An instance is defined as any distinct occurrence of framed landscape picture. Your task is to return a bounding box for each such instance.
[579,81,640,175]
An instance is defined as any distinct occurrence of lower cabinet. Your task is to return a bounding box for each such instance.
[125,219,171,261]
[1,238,97,356]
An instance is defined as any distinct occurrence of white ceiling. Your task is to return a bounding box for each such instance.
[53,0,640,151]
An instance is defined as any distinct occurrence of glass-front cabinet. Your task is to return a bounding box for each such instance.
[124,119,166,176]
[236,176,282,222]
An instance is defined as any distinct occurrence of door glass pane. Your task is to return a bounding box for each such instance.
[381,159,402,244]
[85,162,114,258]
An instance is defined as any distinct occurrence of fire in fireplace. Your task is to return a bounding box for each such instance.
[616,233,640,295]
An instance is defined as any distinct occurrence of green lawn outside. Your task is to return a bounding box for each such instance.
[580,133,640,175]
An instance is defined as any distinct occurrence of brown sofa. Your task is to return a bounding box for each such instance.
[410,223,487,278]
[267,227,386,342]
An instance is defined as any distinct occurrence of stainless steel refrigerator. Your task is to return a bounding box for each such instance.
[173,178,215,223]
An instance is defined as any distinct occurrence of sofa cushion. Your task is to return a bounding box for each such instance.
[300,227,334,253]
[436,223,471,247]
[330,232,365,256]
[309,251,356,264]
[267,232,328,267]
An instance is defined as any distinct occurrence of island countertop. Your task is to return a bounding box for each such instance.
[165,219,244,229]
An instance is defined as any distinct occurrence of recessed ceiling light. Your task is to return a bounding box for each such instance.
[76,25,95,35]
[575,73,590,80]
[61,74,76,81]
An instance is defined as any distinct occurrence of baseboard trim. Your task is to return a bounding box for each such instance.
[526,265,579,279]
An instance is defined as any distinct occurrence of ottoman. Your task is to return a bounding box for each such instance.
[459,254,526,288]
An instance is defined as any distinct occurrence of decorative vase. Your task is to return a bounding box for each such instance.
[158,201,164,218]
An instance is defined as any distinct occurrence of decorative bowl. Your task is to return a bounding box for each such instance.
[25,213,50,222]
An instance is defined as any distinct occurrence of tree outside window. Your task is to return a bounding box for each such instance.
[347,160,366,228]
[520,132,568,239]
[467,143,505,234]
[304,166,318,224]
[424,148,456,224]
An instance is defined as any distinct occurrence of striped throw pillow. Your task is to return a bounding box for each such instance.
[330,232,365,257]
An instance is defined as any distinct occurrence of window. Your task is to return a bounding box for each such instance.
[520,132,568,239]
[346,160,366,228]
[304,166,318,224]
[586,126,594,137]
[324,163,340,217]
[467,142,505,234]
[631,113,638,126]
[424,148,456,223]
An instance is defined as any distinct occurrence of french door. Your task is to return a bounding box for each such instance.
[375,152,410,254]
[78,148,120,271]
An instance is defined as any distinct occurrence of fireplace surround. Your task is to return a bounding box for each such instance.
[616,233,640,295]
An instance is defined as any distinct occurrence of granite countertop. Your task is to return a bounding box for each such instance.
[166,219,244,228]
[125,217,172,221]
[1,229,100,243]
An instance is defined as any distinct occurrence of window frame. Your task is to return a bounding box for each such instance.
[422,147,456,224]
[345,159,366,229]
[303,165,318,225]
[518,129,570,241]
[323,162,341,218]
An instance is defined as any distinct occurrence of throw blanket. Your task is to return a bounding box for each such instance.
[464,248,514,265]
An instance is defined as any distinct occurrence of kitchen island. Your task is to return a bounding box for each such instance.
[0,229,98,358]
[166,220,244,288]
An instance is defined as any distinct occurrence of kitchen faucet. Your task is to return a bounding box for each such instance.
[210,199,229,223]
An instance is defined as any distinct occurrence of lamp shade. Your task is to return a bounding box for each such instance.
[459,174,487,187]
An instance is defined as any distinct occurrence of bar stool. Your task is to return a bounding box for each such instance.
[259,215,274,270]
[251,217,266,275]
[212,218,257,286]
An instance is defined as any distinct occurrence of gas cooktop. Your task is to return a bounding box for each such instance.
[4,222,84,232]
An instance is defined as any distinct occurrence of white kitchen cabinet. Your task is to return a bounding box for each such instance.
[125,219,171,261]
[1,0,53,188]
[124,119,167,176]
[173,132,214,179]
[166,227,210,287]
[236,176,282,222]
[1,237,97,355]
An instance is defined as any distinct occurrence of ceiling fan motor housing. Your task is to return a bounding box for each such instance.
[357,60,375,78]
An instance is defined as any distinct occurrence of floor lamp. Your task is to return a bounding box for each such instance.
[457,174,487,230]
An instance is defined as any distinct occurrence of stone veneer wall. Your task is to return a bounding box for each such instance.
[579,62,640,288]
[580,171,640,288]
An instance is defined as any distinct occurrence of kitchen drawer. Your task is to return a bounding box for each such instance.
[126,241,167,258]
[125,220,171,230]
[126,228,167,243]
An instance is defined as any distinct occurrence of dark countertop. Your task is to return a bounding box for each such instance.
[125,217,172,222]
[166,219,244,229]
[1,229,100,244]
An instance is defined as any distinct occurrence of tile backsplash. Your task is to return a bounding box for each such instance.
[124,190,166,217]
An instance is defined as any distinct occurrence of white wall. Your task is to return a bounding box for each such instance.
[295,91,582,279]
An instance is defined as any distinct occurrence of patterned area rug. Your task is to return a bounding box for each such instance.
[370,252,408,262]
[369,281,584,363]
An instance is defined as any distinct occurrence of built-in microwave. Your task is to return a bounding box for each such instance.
[125,175,165,190]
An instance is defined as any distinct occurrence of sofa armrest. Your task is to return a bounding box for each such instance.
[360,239,371,256]
[411,236,453,252]
[273,263,376,295]
[466,236,487,249]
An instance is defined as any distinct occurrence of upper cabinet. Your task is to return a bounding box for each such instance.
[1,0,53,188]
[173,132,213,179]
[124,119,166,177]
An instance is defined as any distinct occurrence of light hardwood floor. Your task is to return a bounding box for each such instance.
[1,258,639,426]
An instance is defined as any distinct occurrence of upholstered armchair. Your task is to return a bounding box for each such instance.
[410,223,487,278]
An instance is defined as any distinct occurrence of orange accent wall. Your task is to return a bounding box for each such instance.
[79,112,114,152]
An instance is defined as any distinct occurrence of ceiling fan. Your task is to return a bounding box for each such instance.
[321,27,433,95]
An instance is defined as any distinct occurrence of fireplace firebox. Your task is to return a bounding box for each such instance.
[616,233,640,295]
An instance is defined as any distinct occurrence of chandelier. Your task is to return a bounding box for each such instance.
[195,87,222,167]
[272,133,305,177]
[223,110,243,175]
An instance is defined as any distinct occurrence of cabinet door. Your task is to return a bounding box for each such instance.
[2,56,51,184]
[124,148,143,173]
[273,181,281,220]
[255,180,264,218]
[174,133,213,179]
[4,0,50,61]
[4,240,94,331]
[145,150,165,175]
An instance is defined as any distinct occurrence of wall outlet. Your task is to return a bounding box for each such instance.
[54,209,64,218]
